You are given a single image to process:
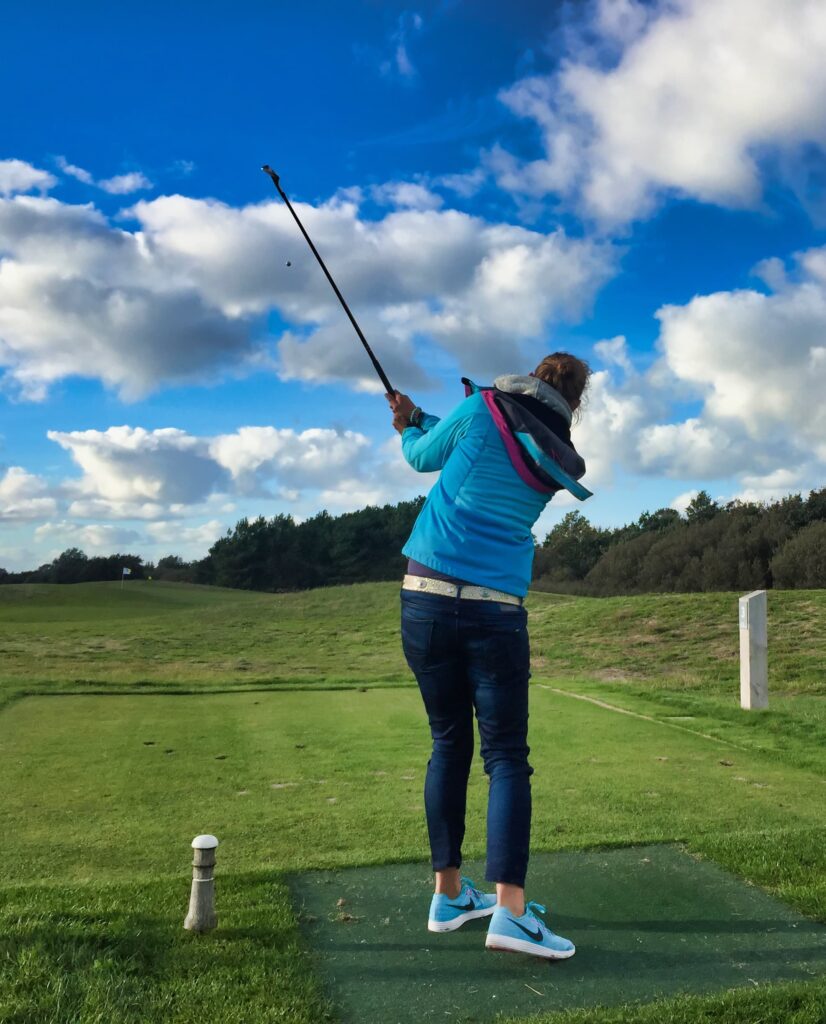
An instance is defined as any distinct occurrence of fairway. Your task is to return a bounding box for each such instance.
[2,582,826,1023]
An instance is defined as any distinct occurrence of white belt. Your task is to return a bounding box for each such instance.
[402,574,522,606]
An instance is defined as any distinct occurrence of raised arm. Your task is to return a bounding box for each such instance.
[387,392,476,473]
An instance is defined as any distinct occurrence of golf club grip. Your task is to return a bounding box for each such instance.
[262,166,394,395]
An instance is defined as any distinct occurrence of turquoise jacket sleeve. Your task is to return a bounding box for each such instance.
[401,401,474,473]
[417,411,441,432]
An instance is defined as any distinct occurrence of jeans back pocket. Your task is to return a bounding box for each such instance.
[401,609,435,669]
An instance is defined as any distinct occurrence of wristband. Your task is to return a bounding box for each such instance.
[410,406,424,428]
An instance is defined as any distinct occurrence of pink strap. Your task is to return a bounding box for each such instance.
[482,391,554,494]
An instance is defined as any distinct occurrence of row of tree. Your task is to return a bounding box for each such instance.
[2,489,823,594]
[533,488,826,593]
[0,498,425,591]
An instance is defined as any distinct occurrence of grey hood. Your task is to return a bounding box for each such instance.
[493,374,573,425]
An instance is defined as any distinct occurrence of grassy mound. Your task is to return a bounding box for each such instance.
[1,581,823,694]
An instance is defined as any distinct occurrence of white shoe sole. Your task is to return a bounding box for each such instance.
[486,933,576,959]
[428,906,496,932]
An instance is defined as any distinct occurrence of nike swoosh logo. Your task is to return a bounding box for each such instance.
[448,899,475,911]
[510,918,543,942]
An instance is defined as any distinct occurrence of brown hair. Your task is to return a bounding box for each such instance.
[532,352,592,417]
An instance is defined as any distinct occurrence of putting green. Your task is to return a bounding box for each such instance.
[291,845,826,1023]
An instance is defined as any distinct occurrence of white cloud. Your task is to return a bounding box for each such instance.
[48,426,230,505]
[66,498,168,520]
[371,181,443,210]
[518,237,826,494]
[26,517,228,564]
[276,319,430,395]
[0,467,57,520]
[98,171,153,194]
[594,335,632,372]
[437,167,487,199]
[593,0,651,47]
[654,253,826,460]
[316,480,393,511]
[495,0,826,224]
[670,489,699,515]
[0,196,255,400]
[0,179,615,400]
[55,156,94,185]
[131,192,614,387]
[35,520,142,549]
[752,256,787,292]
[43,422,399,521]
[0,544,38,572]
[209,426,372,489]
[145,519,224,548]
[637,417,747,478]
[729,468,814,505]
[507,239,826,498]
[410,222,615,377]
[171,159,196,177]
[570,368,648,486]
[55,157,152,194]
[393,43,415,78]
[621,243,826,485]
[0,159,56,197]
[380,11,423,79]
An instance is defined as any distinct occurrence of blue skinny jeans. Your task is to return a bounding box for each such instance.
[400,589,533,888]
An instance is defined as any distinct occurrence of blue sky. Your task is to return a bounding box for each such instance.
[2,0,825,570]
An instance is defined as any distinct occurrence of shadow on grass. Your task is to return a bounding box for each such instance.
[0,871,333,1024]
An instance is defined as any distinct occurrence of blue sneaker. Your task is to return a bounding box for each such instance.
[486,901,575,960]
[428,877,497,932]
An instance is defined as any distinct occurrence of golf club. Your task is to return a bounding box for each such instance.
[261,165,394,395]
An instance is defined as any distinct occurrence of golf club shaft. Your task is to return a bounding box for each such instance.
[262,165,394,395]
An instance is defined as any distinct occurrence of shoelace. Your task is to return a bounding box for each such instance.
[525,901,548,932]
[460,876,482,901]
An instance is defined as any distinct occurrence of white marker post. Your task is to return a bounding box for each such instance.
[739,590,768,710]
[183,834,219,932]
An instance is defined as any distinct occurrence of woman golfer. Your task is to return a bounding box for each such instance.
[387,353,591,960]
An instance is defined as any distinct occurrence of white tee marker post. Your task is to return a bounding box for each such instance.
[739,590,768,710]
[184,834,219,932]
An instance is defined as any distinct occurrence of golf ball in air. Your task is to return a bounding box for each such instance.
[286,260,292,267]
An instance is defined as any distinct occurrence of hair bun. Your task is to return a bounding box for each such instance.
[532,352,592,415]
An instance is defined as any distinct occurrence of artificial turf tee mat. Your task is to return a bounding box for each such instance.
[290,845,826,1024]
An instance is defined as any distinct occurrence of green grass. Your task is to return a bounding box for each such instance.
[1,581,825,1023]
[4,580,824,775]
[5,689,826,889]
[0,581,410,699]
[508,981,826,1024]
[0,875,332,1024]
[528,588,826,694]
[2,582,823,695]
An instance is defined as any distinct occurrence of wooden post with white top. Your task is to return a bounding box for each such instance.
[739,590,768,710]
[183,834,219,932]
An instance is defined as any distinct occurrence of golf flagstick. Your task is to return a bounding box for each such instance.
[261,166,395,395]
